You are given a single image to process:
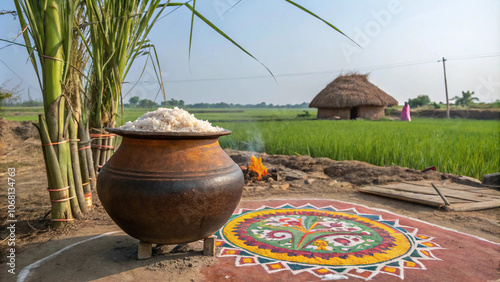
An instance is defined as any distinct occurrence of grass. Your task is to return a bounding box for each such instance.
[119,108,316,124]
[0,106,44,121]
[2,106,498,179]
[214,118,499,180]
[0,107,316,122]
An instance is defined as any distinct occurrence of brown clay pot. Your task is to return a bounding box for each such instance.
[97,128,244,244]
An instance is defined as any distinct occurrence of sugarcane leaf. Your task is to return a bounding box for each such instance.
[183,3,276,81]
[284,0,360,47]
[188,0,196,72]
[150,44,167,103]
[0,38,32,49]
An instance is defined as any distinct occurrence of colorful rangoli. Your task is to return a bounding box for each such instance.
[216,203,443,280]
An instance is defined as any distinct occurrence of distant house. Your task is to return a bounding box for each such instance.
[309,73,398,120]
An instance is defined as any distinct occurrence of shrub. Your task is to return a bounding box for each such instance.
[408,95,431,108]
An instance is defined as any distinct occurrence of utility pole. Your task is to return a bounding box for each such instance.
[440,57,450,119]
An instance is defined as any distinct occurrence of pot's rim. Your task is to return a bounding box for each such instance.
[105,127,231,140]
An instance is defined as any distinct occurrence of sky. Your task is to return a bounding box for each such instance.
[0,0,499,106]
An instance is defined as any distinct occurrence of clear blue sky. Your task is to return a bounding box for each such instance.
[1,0,499,105]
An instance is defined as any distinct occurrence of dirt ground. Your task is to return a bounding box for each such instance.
[0,117,499,281]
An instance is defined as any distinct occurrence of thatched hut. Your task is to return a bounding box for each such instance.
[309,73,398,120]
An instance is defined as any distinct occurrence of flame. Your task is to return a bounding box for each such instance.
[248,156,268,180]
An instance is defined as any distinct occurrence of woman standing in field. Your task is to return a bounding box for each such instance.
[401,102,411,121]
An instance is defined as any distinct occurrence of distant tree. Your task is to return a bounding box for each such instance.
[408,95,431,108]
[431,102,441,109]
[169,98,178,107]
[160,98,184,107]
[492,100,500,108]
[139,99,157,108]
[129,96,140,107]
[183,101,311,109]
[451,91,479,107]
[0,83,20,107]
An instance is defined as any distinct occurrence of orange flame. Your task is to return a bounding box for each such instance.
[248,156,268,180]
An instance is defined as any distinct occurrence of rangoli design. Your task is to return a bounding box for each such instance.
[216,204,443,280]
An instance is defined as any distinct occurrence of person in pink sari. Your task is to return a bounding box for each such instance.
[401,102,411,121]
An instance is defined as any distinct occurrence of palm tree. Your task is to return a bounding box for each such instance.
[451,91,479,107]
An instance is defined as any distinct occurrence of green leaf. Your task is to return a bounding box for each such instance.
[188,0,196,71]
[183,2,276,81]
[284,0,361,48]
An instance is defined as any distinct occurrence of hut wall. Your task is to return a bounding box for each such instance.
[317,108,350,119]
[358,106,385,119]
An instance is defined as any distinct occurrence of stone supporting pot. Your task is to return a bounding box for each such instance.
[97,128,244,244]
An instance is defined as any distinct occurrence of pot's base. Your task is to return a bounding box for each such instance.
[137,235,216,260]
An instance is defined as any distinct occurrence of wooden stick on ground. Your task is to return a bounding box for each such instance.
[431,183,450,206]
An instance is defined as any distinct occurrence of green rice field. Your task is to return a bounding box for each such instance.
[2,106,498,179]
[215,118,499,180]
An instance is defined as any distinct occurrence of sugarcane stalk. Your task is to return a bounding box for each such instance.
[84,123,97,190]
[91,129,102,172]
[103,134,110,163]
[69,116,88,214]
[38,115,72,227]
[33,122,53,188]
[44,1,65,146]
[67,151,83,219]
[77,121,91,193]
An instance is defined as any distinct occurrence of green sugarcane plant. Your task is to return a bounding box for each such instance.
[14,0,77,226]
[14,0,94,225]
[82,0,166,169]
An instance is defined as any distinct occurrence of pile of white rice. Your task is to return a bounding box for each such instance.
[118,107,225,132]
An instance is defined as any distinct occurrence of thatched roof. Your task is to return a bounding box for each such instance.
[309,73,398,108]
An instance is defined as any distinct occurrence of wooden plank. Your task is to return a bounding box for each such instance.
[373,184,500,202]
[371,185,476,201]
[359,187,448,207]
[400,181,500,195]
[444,200,500,212]
[364,186,472,204]
[383,182,487,193]
[361,183,500,211]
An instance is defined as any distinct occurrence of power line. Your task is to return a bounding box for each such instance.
[157,1,192,22]
[0,59,25,81]
[133,58,440,83]
[152,54,498,83]
[446,53,500,60]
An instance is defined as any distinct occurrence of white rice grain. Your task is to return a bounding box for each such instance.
[118,107,225,132]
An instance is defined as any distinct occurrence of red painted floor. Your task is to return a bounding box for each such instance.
[202,199,500,281]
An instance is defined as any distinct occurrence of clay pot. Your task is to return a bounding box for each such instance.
[97,128,244,244]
